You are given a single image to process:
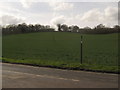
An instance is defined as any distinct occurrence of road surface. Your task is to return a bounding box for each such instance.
[2,63,118,88]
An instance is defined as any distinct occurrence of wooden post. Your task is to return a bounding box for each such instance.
[80,35,83,64]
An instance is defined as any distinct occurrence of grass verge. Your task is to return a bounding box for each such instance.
[2,57,119,74]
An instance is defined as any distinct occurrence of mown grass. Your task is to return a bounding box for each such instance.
[2,32,119,73]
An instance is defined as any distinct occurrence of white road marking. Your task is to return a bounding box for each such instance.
[3,70,80,82]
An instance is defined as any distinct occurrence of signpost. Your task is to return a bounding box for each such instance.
[80,35,83,64]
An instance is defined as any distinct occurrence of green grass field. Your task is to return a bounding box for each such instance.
[2,32,119,73]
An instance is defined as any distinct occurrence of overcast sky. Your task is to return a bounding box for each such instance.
[0,0,119,28]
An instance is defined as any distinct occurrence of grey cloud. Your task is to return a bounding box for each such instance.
[1,15,25,25]
[80,6,118,22]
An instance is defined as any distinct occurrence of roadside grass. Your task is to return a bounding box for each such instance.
[2,58,119,73]
[2,32,119,73]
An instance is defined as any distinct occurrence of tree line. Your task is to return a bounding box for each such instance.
[2,23,54,35]
[1,23,120,35]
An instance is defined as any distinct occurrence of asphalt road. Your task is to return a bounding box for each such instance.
[2,63,118,88]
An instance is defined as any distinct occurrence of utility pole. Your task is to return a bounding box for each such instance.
[80,35,83,64]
